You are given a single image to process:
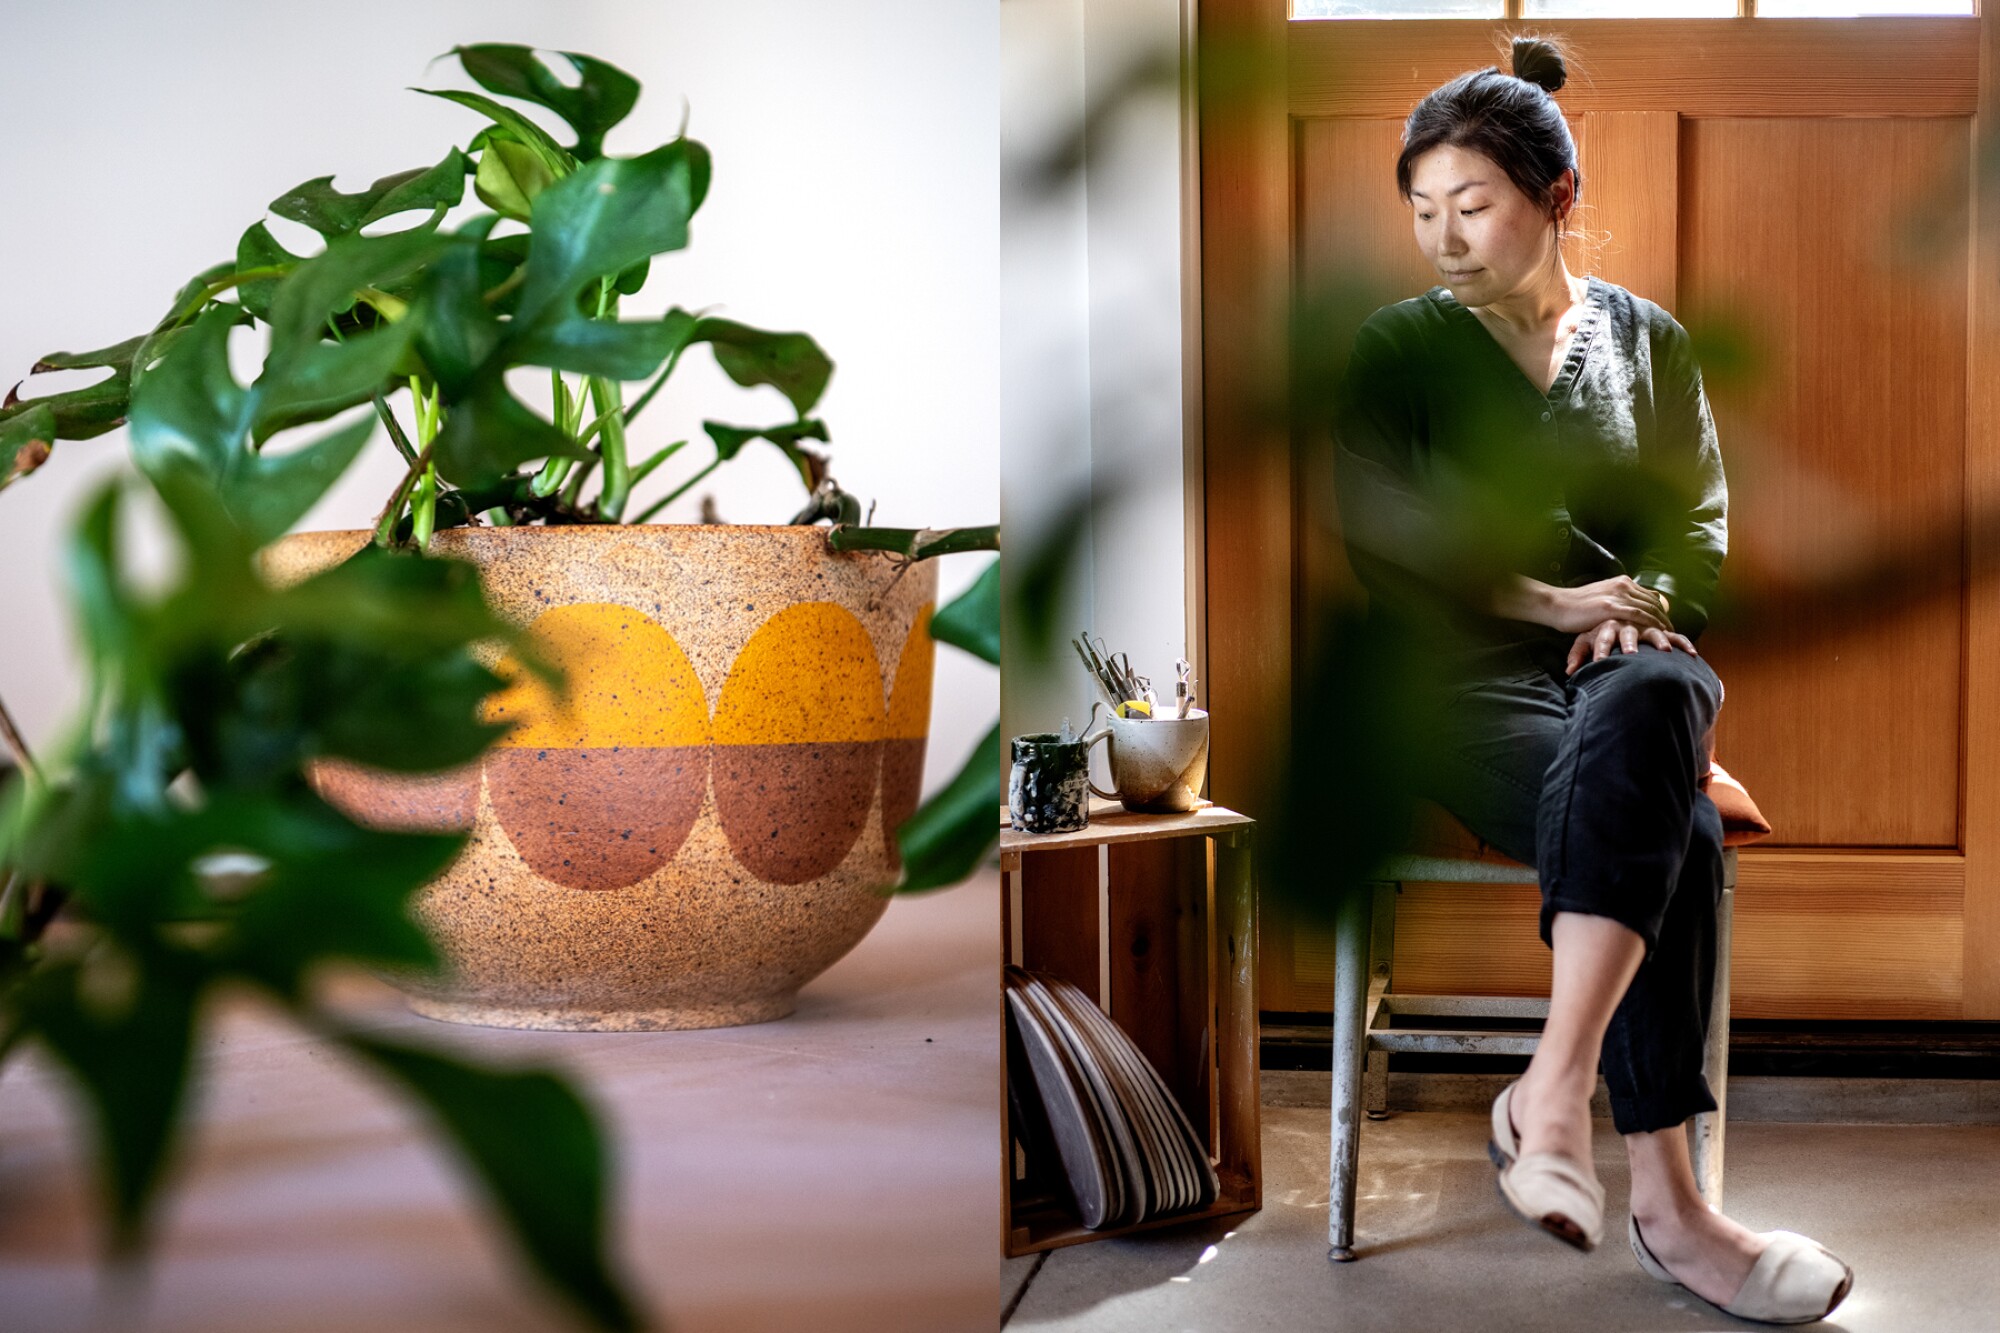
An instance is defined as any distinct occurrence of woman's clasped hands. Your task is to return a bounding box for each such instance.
[1550,575,1698,675]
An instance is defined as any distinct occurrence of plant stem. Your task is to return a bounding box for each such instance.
[372,446,433,547]
[627,440,686,491]
[586,279,634,521]
[591,376,631,519]
[482,267,527,306]
[825,524,1000,561]
[408,379,441,548]
[0,689,62,943]
[560,454,599,508]
[530,371,576,498]
[630,454,720,525]
[374,383,439,549]
[616,344,688,435]
[373,393,419,465]
[0,687,40,784]
[158,265,292,330]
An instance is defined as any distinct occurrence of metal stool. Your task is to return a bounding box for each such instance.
[1327,836,1737,1262]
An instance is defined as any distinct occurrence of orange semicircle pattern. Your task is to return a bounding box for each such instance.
[483,603,711,890]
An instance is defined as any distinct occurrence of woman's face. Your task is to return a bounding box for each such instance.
[1407,143,1572,307]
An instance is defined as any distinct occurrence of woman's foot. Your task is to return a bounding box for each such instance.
[1507,1066,1597,1169]
[1628,1200,1767,1308]
[1491,1075,1606,1249]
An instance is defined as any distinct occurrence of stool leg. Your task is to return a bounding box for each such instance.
[1363,1048,1389,1120]
[1692,881,1734,1208]
[1363,882,1396,1120]
[1329,882,1375,1262]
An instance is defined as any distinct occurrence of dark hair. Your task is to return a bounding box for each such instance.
[1395,35,1581,225]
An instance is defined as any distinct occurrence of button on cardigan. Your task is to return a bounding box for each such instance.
[1331,274,1727,651]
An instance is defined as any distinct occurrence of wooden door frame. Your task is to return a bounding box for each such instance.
[1195,6,2000,1018]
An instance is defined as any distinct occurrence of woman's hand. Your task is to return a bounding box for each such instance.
[1540,575,1674,635]
[1488,574,1675,635]
[1565,618,1700,675]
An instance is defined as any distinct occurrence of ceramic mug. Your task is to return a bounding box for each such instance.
[1081,702,1210,813]
[1009,731,1093,834]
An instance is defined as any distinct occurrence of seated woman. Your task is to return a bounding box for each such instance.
[1331,34,1852,1326]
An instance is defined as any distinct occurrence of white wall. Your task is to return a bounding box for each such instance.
[0,0,998,794]
[1000,0,1098,748]
[1000,0,1190,779]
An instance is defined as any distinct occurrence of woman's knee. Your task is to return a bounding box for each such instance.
[1575,647,1720,721]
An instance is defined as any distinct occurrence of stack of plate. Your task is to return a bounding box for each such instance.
[1004,965,1220,1229]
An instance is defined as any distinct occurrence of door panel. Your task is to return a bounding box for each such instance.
[1684,116,1968,849]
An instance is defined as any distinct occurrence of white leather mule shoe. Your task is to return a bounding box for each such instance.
[1488,1081,1606,1251]
[1630,1215,1854,1324]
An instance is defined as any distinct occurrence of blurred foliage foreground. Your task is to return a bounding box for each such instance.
[0,42,1001,1332]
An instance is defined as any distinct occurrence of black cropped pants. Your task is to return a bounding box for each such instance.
[1416,640,1726,1135]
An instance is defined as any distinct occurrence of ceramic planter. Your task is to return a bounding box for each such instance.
[265,526,937,1031]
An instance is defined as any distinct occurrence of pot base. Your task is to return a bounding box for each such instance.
[405,992,798,1032]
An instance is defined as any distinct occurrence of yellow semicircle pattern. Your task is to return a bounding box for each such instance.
[712,601,887,746]
[885,604,936,741]
[485,602,710,749]
[711,601,887,885]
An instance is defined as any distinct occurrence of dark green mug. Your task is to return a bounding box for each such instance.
[1008,732,1091,834]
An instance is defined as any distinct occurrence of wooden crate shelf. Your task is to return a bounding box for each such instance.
[999,800,1261,1257]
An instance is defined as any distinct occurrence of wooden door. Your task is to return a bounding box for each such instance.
[1198,7,2000,1020]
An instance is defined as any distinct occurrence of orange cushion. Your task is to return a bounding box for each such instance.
[1702,759,1772,847]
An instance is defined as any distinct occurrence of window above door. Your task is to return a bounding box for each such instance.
[1292,1,1974,17]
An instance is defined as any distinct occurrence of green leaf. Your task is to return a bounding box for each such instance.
[697,319,834,417]
[64,482,144,688]
[451,45,641,161]
[235,221,309,322]
[929,557,999,665]
[612,256,651,297]
[20,950,206,1256]
[412,223,510,393]
[411,223,582,487]
[126,305,254,488]
[894,722,1001,893]
[236,544,517,773]
[276,542,518,664]
[268,149,469,242]
[511,308,700,382]
[201,794,452,994]
[702,417,828,462]
[417,88,576,181]
[0,327,197,445]
[514,139,709,332]
[341,1034,641,1332]
[433,377,586,489]
[128,304,375,546]
[252,231,441,442]
[0,402,55,491]
[473,135,556,222]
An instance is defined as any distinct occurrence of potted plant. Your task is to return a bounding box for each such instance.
[2,42,998,1029]
[0,42,998,1329]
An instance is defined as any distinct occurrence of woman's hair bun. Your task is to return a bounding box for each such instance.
[1510,36,1567,94]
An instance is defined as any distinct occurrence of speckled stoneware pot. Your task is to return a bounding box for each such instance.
[263,526,938,1031]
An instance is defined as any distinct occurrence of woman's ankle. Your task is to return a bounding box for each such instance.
[1519,1063,1596,1113]
[1629,1188,1712,1231]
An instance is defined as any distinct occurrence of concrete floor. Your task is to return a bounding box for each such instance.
[0,871,1001,1333]
[1006,1104,2000,1332]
